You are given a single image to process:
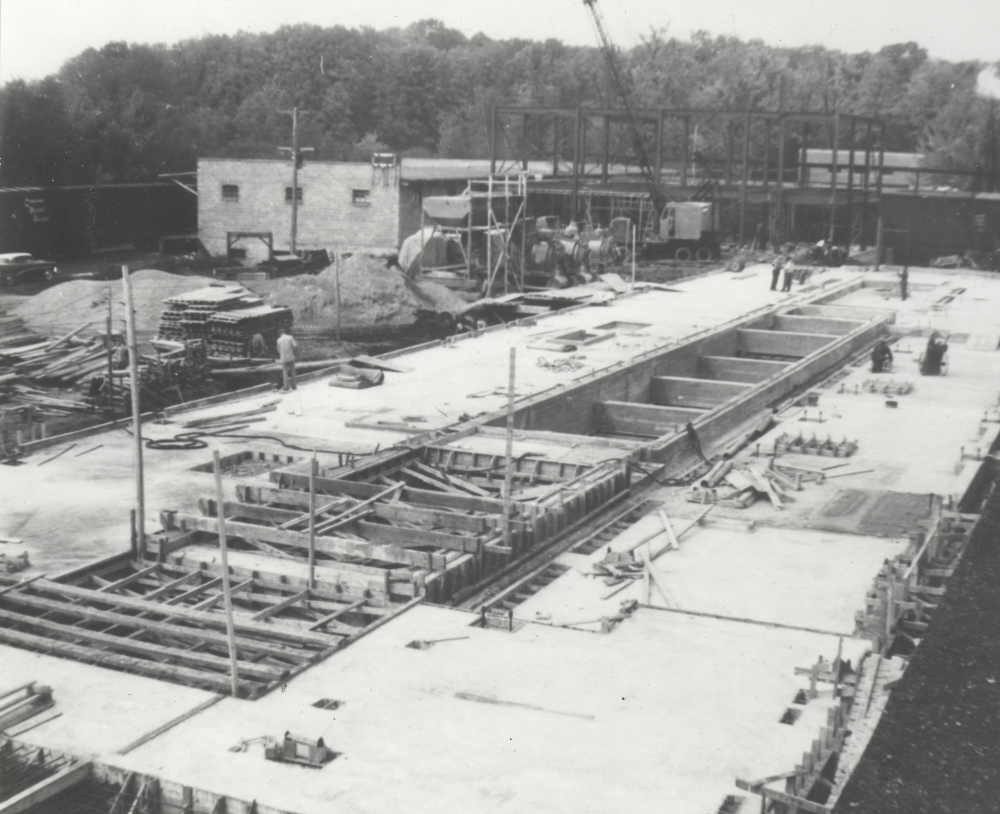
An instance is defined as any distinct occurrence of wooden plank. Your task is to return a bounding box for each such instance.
[250,590,309,622]
[737,328,837,357]
[164,577,223,605]
[0,606,284,681]
[697,356,788,383]
[115,696,225,756]
[190,579,253,611]
[374,503,489,533]
[307,599,366,631]
[96,563,160,594]
[354,520,480,553]
[0,625,252,694]
[175,514,433,569]
[594,401,704,437]
[0,761,91,814]
[142,570,201,600]
[22,579,338,648]
[0,591,318,660]
[271,472,505,513]
[759,787,831,814]
[650,376,751,409]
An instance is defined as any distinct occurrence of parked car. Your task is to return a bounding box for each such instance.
[0,253,59,286]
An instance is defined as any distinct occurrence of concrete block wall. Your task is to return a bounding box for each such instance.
[198,158,399,263]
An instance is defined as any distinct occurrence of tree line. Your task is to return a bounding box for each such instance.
[0,19,997,187]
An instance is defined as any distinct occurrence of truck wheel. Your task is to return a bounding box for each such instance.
[674,246,692,261]
[695,247,713,262]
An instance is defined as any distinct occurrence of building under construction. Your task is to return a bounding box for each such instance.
[1,254,999,812]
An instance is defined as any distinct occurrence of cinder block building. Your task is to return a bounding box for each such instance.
[197,156,554,264]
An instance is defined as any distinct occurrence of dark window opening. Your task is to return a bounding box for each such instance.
[222,184,240,201]
[285,186,303,203]
[352,189,370,205]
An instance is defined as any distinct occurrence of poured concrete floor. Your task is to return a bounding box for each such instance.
[1,263,999,814]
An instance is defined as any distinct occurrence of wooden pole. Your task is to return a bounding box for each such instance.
[739,109,751,246]
[308,453,317,589]
[106,286,115,418]
[121,266,145,559]
[875,215,884,271]
[290,106,299,255]
[212,450,241,698]
[502,347,516,548]
[631,224,637,285]
[334,249,342,343]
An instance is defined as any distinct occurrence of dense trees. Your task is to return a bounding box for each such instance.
[1,19,998,187]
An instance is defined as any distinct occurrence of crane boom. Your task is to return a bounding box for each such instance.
[582,0,665,213]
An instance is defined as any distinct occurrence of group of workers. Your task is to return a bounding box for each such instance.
[770,247,813,292]
[871,332,949,375]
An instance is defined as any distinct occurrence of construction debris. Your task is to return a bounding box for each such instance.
[0,681,54,731]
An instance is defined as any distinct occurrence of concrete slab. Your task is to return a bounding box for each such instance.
[109,603,866,814]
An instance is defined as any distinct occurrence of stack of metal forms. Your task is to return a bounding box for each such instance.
[158,286,293,357]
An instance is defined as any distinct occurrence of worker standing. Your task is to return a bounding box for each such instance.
[871,340,893,373]
[781,253,795,292]
[770,254,783,291]
[276,328,298,391]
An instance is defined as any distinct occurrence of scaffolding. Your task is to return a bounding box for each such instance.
[418,175,527,294]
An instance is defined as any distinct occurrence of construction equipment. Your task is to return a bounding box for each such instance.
[582,0,721,261]
[264,732,335,768]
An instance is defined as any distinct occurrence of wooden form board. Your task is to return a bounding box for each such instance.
[594,401,705,437]
[737,329,838,358]
[697,355,789,383]
[650,376,751,409]
[0,554,416,698]
[772,314,864,336]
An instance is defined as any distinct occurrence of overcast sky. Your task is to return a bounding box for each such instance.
[2,0,999,85]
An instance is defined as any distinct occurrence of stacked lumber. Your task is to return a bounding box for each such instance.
[158,285,292,357]
[0,310,45,349]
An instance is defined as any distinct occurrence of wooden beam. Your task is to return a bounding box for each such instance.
[0,590,318,660]
[0,606,284,681]
[307,599,366,631]
[175,514,434,569]
[244,486,491,533]
[271,471,505,513]
[0,762,92,814]
[354,520,480,553]
[164,577,223,606]
[737,329,838,357]
[594,401,704,437]
[190,579,253,611]
[20,579,338,648]
[97,563,160,594]
[697,356,788,383]
[142,570,202,600]
[772,314,862,335]
[250,590,310,622]
[0,625,253,694]
[650,376,751,409]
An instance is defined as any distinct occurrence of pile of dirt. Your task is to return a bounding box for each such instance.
[15,269,227,337]
[263,253,468,327]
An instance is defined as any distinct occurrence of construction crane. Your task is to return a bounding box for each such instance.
[582,0,721,261]
[582,0,665,213]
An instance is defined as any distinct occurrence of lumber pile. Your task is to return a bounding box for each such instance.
[158,286,292,357]
[0,310,45,349]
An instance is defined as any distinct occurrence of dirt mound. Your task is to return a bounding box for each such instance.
[264,253,467,327]
[16,270,225,337]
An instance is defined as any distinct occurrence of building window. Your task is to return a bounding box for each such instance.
[973,214,986,232]
[285,186,303,204]
[221,184,239,202]
[352,189,371,206]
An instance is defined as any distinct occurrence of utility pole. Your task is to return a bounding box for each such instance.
[278,107,314,255]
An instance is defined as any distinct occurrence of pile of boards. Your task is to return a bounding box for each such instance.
[0,322,98,415]
[158,286,292,357]
[0,311,45,349]
[688,459,801,510]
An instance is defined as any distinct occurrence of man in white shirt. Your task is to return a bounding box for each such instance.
[276,329,298,391]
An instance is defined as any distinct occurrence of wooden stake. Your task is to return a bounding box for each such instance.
[334,249,342,343]
[212,450,241,698]
[122,266,145,557]
[502,347,516,548]
[106,286,115,417]
[308,452,317,590]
